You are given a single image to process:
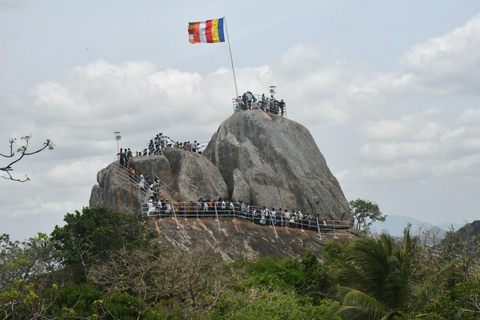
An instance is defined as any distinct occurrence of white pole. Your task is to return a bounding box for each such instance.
[316,217,323,241]
[214,203,221,230]
[223,16,239,98]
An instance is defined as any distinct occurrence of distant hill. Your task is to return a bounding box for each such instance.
[371,214,463,239]
[446,220,480,247]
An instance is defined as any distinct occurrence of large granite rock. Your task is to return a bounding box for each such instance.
[89,162,143,215]
[89,149,228,215]
[148,216,352,261]
[203,110,351,221]
[161,148,228,201]
[90,109,351,223]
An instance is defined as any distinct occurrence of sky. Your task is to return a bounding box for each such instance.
[1,0,480,241]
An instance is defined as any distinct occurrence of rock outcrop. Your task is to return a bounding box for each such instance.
[148,216,352,260]
[90,148,228,215]
[203,110,351,221]
[90,109,351,221]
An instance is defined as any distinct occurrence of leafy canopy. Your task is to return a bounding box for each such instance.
[349,198,386,233]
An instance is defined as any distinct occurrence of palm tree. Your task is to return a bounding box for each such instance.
[331,228,417,319]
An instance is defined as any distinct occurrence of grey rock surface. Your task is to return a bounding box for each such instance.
[203,110,351,221]
[148,216,352,261]
[89,149,228,214]
[231,168,251,203]
[162,148,228,201]
[90,109,351,223]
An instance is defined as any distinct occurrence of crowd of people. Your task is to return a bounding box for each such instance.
[141,133,204,156]
[116,133,206,169]
[114,158,344,233]
[234,91,286,116]
[145,198,338,232]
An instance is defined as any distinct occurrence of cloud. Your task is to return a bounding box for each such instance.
[360,141,439,161]
[360,160,429,182]
[356,106,480,182]
[44,158,107,186]
[431,154,480,177]
[272,44,383,126]
[401,14,480,95]
[360,108,442,141]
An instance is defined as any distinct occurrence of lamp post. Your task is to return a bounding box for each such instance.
[114,131,121,152]
[269,85,277,99]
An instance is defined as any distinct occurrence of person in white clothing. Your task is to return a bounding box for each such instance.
[165,203,172,214]
[259,209,266,225]
[147,199,156,216]
[139,174,145,190]
[271,208,277,225]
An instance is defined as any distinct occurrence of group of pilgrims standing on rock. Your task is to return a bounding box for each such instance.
[146,197,330,231]
[116,132,205,174]
[235,91,286,116]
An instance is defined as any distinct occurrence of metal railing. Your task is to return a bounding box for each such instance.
[143,201,353,238]
[232,94,287,117]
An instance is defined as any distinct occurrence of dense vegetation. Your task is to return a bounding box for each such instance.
[1,207,479,319]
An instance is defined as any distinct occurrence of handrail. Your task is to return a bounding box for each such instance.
[151,171,177,197]
[232,93,286,117]
[144,201,353,237]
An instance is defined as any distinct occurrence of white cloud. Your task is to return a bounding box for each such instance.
[272,44,383,126]
[431,154,480,177]
[44,158,108,186]
[360,141,439,161]
[360,108,442,141]
[401,14,480,95]
[360,160,428,182]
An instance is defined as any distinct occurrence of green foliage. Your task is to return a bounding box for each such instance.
[211,289,338,320]
[427,279,480,319]
[332,229,417,319]
[244,251,335,302]
[45,282,158,319]
[51,206,151,281]
[0,233,61,289]
[3,204,480,319]
[0,233,63,319]
[349,198,386,233]
[45,282,103,318]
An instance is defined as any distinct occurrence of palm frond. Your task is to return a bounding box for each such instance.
[336,287,388,320]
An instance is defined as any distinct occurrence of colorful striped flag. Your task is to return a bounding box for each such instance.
[188,18,225,44]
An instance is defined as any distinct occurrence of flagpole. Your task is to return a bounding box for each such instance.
[223,16,239,98]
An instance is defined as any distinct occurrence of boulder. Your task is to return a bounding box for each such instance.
[89,149,228,215]
[162,148,228,201]
[231,168,251,203]
[203,109,351,221]
[148,216,353,261]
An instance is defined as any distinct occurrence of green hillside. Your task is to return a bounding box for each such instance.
[1,207,478,319]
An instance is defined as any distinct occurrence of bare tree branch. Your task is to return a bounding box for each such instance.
[1,135,54,182]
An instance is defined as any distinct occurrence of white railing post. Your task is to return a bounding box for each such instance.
[316,217,323,241]
[270,216,279,238]
[214,203,221,230]
[172,202,180,229]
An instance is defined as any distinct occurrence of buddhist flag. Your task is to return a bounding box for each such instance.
[188,18,225,44]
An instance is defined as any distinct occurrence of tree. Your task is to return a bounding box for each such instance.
[331,229,417,319]
[1,134,54,182]
[51,207,151,282]
[349,199,386,233]
[0,233,66,319]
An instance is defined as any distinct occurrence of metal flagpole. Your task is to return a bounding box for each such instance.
[223,16,239,98]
